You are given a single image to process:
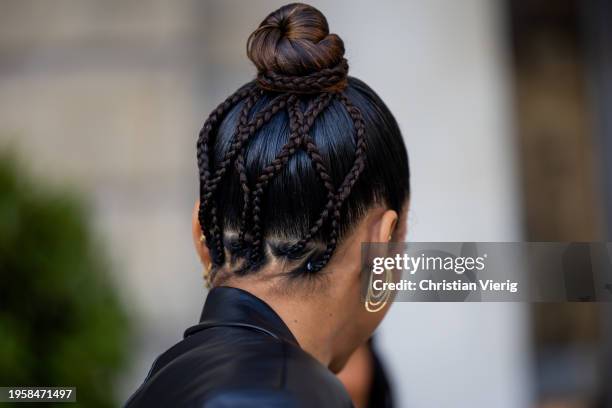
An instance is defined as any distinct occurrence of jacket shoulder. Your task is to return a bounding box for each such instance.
[126,327,353,407]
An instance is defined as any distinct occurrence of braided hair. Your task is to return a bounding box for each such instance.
[197,3,410,283]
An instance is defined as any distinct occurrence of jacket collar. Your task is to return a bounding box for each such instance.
[184,286,299,347]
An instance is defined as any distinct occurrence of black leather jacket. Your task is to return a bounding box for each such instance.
[125,286,354,407]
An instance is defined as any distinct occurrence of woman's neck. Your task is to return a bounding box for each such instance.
[227,280,343,369]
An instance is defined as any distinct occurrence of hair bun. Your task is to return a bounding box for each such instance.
[247,3,348,93]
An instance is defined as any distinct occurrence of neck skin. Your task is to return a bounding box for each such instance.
[228,278,350,368]
[267,291,339,366]
[225,250,361,371]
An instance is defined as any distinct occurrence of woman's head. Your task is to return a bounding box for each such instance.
[192,2,410,366]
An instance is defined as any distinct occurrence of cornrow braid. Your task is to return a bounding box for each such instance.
[197,83,255,263]
[237,94,296,249]
[198,87,294,266]
[205,88,260,265]
[283,93,337,257]
[245,97,304,269]
[234,151,251,253]
[301,93,337,194]
[233,90,274,254]
[201,89,291,267]
[256,59,349,94]
[306,92,367,272]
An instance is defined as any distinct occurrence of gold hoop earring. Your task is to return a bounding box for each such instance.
[365,266,392,313]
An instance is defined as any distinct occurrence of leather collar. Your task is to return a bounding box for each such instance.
[184,286,299,347]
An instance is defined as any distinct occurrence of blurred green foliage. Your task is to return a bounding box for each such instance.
[0,152,131,407]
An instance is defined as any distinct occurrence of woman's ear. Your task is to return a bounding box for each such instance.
[365,207,399,243]
[378,209,398,242]
[192,200,211,266]
[392,200,410,241]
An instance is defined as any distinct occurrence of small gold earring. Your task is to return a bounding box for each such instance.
[200,234,206,244]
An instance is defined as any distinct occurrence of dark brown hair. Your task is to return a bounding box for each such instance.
[197,3,409,283]
[247,2,347,91]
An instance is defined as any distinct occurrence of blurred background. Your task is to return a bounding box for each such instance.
[0,0,611,407]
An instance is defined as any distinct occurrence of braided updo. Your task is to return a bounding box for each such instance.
[197,3,410,283]
[248,2,348,92]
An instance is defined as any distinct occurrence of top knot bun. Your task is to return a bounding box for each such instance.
[247,3,348,93]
